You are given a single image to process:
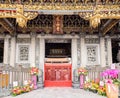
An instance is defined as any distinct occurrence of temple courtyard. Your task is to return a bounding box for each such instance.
[2,87,106,98]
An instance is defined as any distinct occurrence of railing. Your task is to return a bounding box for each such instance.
[85,65,111,81]
[0,65,31,97]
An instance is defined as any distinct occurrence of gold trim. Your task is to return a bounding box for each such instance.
[0,4,119,28]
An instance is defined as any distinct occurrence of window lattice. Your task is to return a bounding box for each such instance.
[63,15,89,27]
[27,15,53,27]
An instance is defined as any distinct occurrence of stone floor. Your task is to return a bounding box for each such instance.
[2,87,106,98]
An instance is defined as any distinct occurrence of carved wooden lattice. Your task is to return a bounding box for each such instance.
[1,0,119,4]
[63,15,89,27]
[27,15,53,27]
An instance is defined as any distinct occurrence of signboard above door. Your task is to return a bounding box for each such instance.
[46,39,71,43]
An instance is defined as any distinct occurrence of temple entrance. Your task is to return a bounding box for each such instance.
[44,39,72,87]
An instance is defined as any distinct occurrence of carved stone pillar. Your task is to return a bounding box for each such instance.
[39,38,45,71]
[80,36,86,67]
[100,37,106,67]
[10,37,16,67]
[53,15,63,34]
[107,37,112,66]
[72,38,77,81]
[3,36,9,65]
[30,33,36,66]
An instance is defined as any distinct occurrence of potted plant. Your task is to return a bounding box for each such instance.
[101,69,120,98]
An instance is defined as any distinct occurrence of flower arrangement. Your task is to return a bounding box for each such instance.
[11,80,34,96]
[30,67,39,75]
[83,82,91,90]
[101,69,120,86]
[97,86,106,96]
[22,85,33,93]
[83,79,106,96]
[101,69,120,79]
[11,86,22,96]
[78,67,88,75]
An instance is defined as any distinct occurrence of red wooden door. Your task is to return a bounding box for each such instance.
[44,63,72,87]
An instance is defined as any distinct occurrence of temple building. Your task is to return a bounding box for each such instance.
[0,0,120,87]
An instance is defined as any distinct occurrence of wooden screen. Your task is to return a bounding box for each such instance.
[44,63,72,87]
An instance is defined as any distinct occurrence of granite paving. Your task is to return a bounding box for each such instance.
[2,87,107,98]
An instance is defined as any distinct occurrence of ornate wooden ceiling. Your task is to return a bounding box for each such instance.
[0,0,119,35]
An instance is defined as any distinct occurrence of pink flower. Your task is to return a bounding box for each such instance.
[78,67,88,75]
[30,67,39,75]
[101,69,120,79]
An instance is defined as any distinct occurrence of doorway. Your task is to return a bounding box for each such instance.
[112,40,120,63]
[44,39,72,87]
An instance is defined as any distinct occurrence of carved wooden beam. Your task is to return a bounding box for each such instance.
[102,19,119,35]
[0,4,119,28]
[0,18,15,34]
[0,4,38,28]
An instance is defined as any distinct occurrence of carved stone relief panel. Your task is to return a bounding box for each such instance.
[86,45,99,65]
[17,44,30,63]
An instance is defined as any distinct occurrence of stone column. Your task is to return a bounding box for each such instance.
[107,37,112,66]
[100,37,106,67]
[10,37,16,67]
[30,36,36,66]
[80,36,86,67]
[39,38,45,71]
[72,38,77,81]
[3,37,9,65]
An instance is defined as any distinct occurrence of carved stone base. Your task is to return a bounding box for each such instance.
[72,82,80,89]
[37,82,44,88]
[0,88,11,97]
